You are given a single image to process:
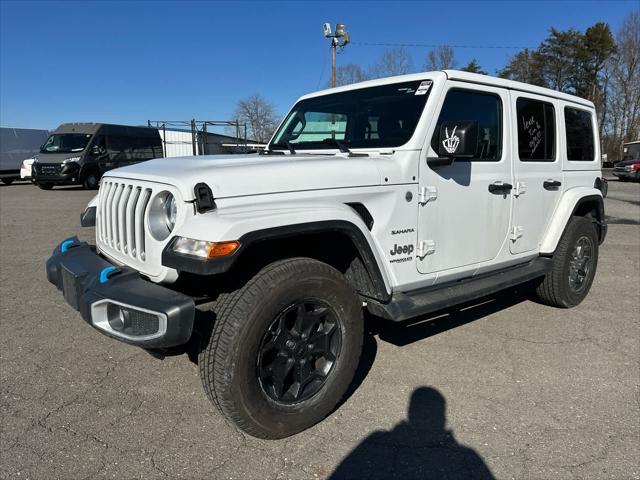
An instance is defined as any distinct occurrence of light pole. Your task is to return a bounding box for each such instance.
[323,23,350,88]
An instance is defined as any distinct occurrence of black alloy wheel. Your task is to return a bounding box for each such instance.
[568,235,595,293]
[258,300,341,404]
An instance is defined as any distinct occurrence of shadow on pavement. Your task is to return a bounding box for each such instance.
[330,386,495,480]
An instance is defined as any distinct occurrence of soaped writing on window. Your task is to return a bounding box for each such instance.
[522,115,542,157]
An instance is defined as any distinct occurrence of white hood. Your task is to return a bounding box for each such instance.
[104,154,383,201]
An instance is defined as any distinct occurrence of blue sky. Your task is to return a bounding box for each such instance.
[1,0,637,132]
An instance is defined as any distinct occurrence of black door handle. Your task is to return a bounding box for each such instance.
[488,182,513,193]
[543,180,562,190]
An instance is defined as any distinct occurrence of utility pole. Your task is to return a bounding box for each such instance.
[323,23,350,88]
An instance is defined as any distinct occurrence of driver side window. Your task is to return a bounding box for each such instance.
[430,89,503,161]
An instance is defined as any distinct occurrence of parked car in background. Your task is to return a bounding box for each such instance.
[612,160,640,182]
[32,123,163,190]
[612,140,640,182]
[0,127,48,185]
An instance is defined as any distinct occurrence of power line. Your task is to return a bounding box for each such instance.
[352,41,535,50]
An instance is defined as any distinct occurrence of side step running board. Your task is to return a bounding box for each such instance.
[367,258,552,322]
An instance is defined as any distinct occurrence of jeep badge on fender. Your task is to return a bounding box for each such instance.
[46,70,606,439]
[390,244,414,256]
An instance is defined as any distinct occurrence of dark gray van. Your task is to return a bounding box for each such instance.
[32,123,162,190]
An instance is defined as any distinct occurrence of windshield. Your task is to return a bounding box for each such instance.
[271,80,432,150]
[40,133,92,153]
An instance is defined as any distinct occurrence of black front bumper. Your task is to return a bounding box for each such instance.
[46,237,195,348]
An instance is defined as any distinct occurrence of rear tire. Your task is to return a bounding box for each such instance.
[1,179,13,185]
[37,182,53,190]
[534,216,599,308]
[198,258,363,439]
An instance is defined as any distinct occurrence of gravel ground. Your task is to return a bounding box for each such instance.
[1,179,638,479]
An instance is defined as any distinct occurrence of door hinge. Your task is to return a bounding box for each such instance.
[513,181,527,197]
[417,240,436,258]
[510,226,524,241]
[418,186,437,205]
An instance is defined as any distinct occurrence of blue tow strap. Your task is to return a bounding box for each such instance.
[100,266,117,284]
[60,239,75,253]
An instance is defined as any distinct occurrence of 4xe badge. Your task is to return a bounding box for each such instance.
[390,243,414,256]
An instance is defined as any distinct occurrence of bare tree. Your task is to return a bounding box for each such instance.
[332,63,368,87]
[603,10,640,160]
[369,47,414,78]
[232,94,279,144]
[424,45,457,70]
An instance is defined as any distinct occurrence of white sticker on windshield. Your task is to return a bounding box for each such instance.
[415,80,432,95]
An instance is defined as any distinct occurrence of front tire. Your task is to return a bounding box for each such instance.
[82,169,99,190]
[1,178,13,185]
[534,216,599,308]
[37,182,54,190]
[199,258,363,439]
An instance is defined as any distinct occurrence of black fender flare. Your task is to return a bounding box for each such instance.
[162,220,391,302]
[571,194,607,244]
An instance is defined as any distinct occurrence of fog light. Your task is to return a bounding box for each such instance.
[107,303,126,331]
[92,301,166,340]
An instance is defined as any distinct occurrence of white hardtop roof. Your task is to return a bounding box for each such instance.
[300,70,594,108]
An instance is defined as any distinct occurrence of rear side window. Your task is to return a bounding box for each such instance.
[131,136,163,160]
[565,107,595,161]
[106,135,132,160]
[516,98,555,161]
[431,89,502,161]
[106,135,162,161]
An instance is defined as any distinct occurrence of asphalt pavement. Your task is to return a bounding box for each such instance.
[1,179,638,479]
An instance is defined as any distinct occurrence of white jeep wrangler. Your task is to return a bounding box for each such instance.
[47,70,607,439]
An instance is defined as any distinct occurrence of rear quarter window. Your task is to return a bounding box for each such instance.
[516,98,556,162]
[565,107,595,161]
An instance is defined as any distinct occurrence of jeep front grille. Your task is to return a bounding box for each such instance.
[97,180,152,262]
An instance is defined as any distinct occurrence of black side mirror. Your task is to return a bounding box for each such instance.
[91,145,102,156]
[437,120,479,159]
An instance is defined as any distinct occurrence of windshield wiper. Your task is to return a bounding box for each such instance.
[322,138,349,153]
[259,146,285,156]
[285,140,296,154]
[322,138,368,157]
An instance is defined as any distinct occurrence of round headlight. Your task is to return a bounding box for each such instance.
[148,191,177,241]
